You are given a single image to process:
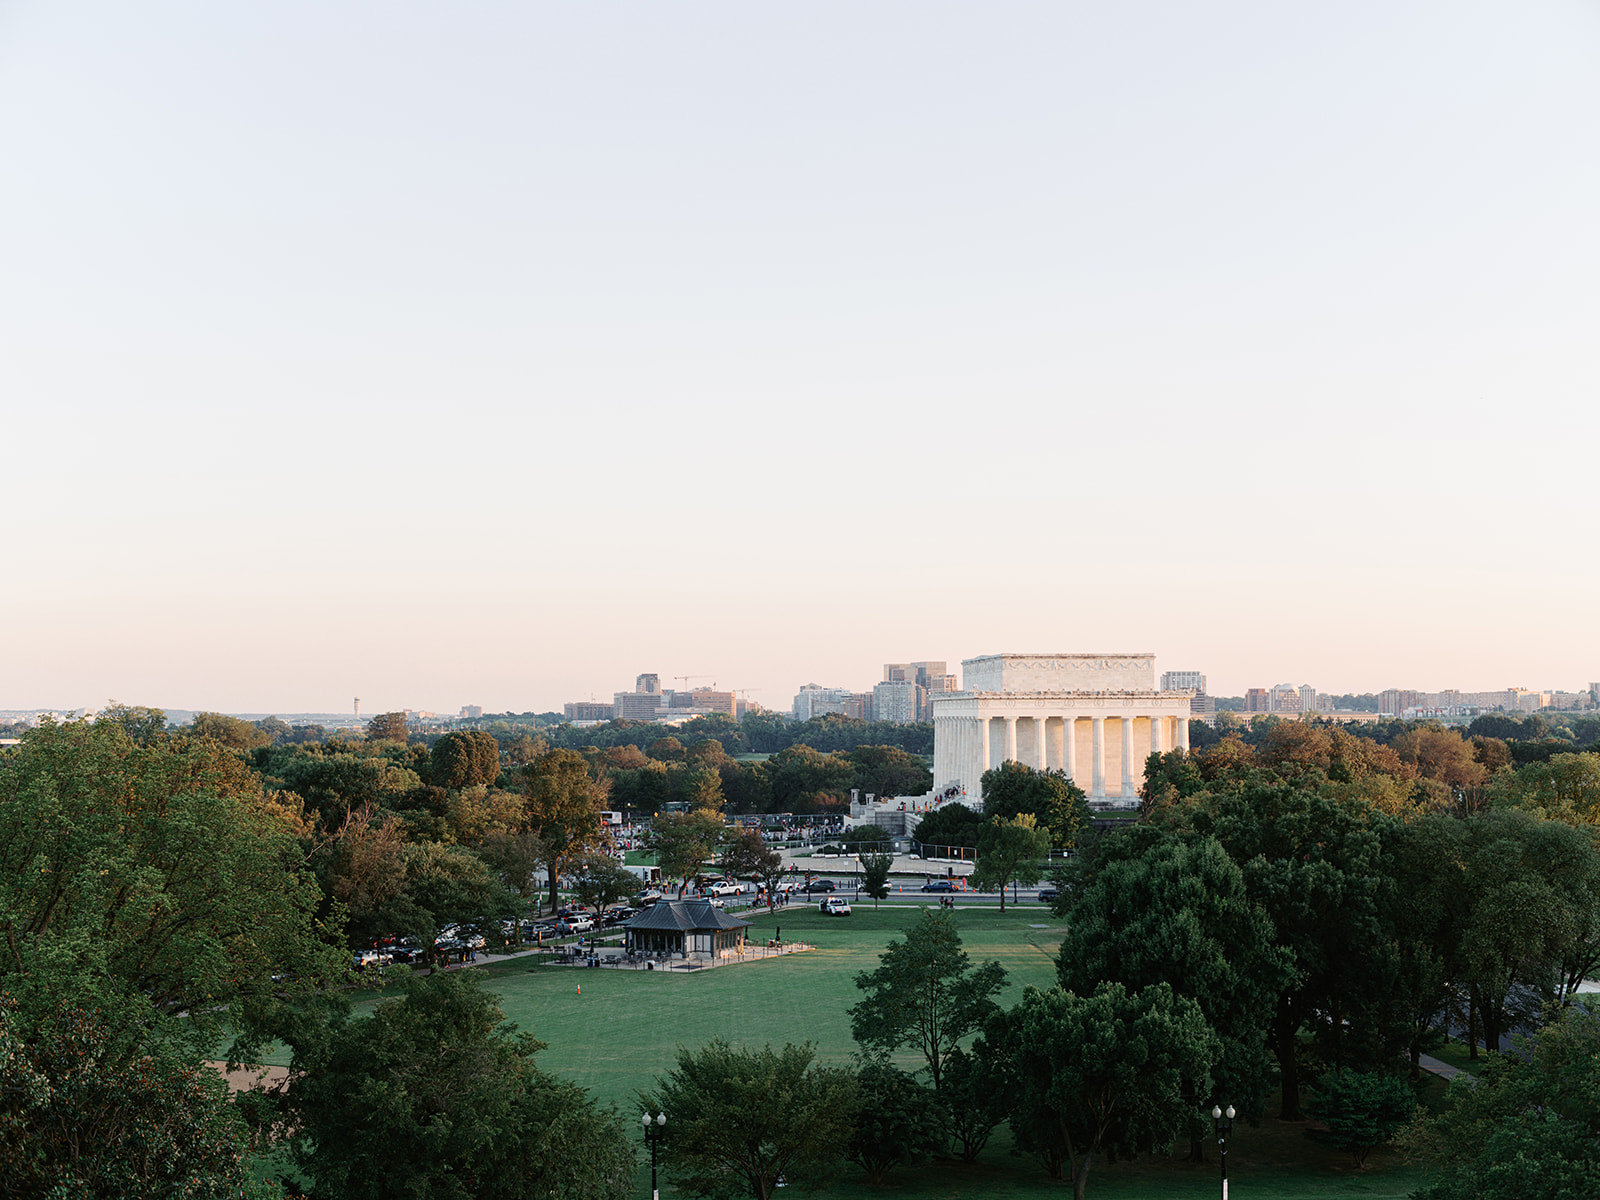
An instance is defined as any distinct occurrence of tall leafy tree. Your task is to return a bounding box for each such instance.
[983,981,1219,1200]
[431,730,503,790]
[0,718,346,1061]
[859,850,893,910]
[845,1055,943,1183]
[1164,776,1393,1118]
[0,999,273,1200]
[524,748,611,912]
[1056,825,1291,1130]
[971,813,1051,910]
[1406,1004,1600,1200]
[641,1039,859,1200]
[849,910,1007,1091]
[283,971,633,1200]
[980,761,1091,847]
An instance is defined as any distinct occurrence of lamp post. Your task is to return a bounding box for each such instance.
[641,1111,667,1200]
[1211,1103,1235,1200]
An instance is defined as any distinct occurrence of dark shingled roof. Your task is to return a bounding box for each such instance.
[623,898,751,934]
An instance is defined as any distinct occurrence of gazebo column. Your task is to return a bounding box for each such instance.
[1120,716,1135,800]
[1091,718,1105,798]
[1004,717,1018,764]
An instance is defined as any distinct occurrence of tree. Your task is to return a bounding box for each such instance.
[845,1055,943,1183]
[979,761,1091,848]
[1404,1004,1600,1200]
[939,1044,1011,1162]
[641,1039,859,1200]
[571,853,639,913]
[284,971,633,1200]
[1164,777,1393,1119]
[432,730,503,790]
[845,744,934,799]
[859,850,893,910]
[96,702,169,745]
[190,711,272,750]
[1303,1070,1418,1167]
[647,808,725,889]
[0,719,346,1062]
[0,998,274,1200]
[720,826,781,885]
[912,803,985,850]
[849,909,1007,1091]
[524,748,611,912]
[1392,726,1487,791]
[1055,825,1291,1132]
[983,981,1220,1200]
[365,711,410,742]
[971,814,1050,910]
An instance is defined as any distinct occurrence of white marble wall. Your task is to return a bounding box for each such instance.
[962,653,1156,693]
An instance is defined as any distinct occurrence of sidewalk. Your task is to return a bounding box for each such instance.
[1418,1054,1474,1083]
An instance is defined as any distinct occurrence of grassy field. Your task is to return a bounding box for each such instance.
[257,901,1436,1199]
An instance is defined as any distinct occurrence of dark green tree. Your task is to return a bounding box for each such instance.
[284,971,633,1200]
[431,730,503,789]
[1405,1003,1600,1200]
[365,711,410,742]
[859,850,893,910]
[983,981,1220,1200]
[0,999,273,1200]
[971,813,1051,910]
[641,1039,859,1200]
[979,760,1091,848]
[845,1055,943,1183]
[939,1044,1010,1162]
[1303,1070,1418,1167]
[849,910,1007,1091]
[912,803,985,850]
[1056,825,1291,1129]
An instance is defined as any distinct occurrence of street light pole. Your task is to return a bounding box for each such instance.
[1211,1103,1235,1200]
[641,1111,667,1200]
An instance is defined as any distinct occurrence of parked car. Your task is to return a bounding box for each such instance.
[709,881,745,897]
[820,896,852,916]
[802,879,836,893]
[565,915,595,934]
[1037,886,1061,903]
[921,880,955,893]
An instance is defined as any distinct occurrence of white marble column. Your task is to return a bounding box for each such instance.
[979,716,992,775]
[1035,716,1049,770]
[1120,716,1135,799]
[1177,714,1190,752]
[1063,716,1078,783]
[1091,717,1105,797]
[1150,714,1166,756]
[1004,716,1017,764]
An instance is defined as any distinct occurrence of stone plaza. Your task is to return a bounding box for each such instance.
[930,653,1192,807]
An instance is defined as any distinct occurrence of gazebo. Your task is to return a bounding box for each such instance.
[623,899,750,959]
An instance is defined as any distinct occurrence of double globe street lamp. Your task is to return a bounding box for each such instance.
[1211,1103,1236,1200]
[641,1111,667,1200]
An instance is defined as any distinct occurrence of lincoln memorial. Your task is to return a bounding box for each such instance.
[930,653,1191,808]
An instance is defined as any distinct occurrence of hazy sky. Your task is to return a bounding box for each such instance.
[4,2,1598,715]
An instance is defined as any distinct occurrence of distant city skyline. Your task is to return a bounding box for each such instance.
[3,3,1596,715]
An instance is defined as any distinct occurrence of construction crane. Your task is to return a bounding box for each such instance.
[674,675,712,690]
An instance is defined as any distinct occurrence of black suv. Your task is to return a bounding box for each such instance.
[920,880,955,893]
[802,879,836,893]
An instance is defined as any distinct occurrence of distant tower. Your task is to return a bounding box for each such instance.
[354,697,361,719]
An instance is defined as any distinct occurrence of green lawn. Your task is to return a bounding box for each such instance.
[254,903,1435,1199]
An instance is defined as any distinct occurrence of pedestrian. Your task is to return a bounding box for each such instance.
[775,926,781,944]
